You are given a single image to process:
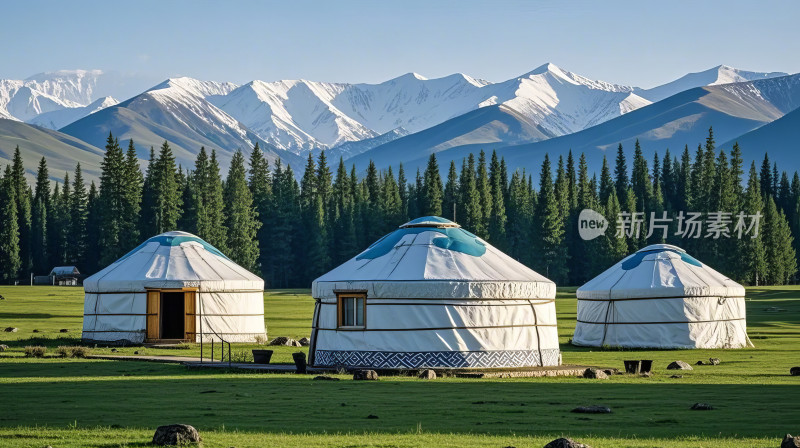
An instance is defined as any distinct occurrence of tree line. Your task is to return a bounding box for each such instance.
[0,127,795,287]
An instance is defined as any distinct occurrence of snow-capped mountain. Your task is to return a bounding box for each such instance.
[0,80,81,121]
[60,76,303,171]
[0,69,162,124]
[29,96,119,130]
[636,65,788,102]
[212,63,655,153]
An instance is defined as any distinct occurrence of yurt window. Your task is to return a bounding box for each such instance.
[336,291,366,328]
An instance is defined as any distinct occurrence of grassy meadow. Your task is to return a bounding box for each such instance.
[0,285,798,447]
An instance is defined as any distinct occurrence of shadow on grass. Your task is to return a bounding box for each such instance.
[0,365,794,440]
[1,336,84,348]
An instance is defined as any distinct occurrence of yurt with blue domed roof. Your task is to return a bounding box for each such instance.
[573,244,751,349]
[82,231,265,344]
[309,216,561,369]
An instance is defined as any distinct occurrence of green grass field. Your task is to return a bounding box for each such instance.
[0,285,798,447]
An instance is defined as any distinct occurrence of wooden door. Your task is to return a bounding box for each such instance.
[184,291,196,341]
[146,290,160,340]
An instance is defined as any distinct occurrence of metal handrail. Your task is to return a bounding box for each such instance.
[198,293,231,367]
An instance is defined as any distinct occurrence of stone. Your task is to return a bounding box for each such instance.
[708,358,721,365]
[690,403,714,410]
[667,361,693,370]
[543,437,592,448]
[59,329,69,333]
[298,337,311,346]
[313,375,339,381]
[4,327,18,333]
[789,367,800,376]
[602,369,614,376]
[366,414,379,419]
[582,368,608,379]
[696,360,705,366]
[32,329,40,333]
[639,372,653,378]
[151,423,201,445]
[111,348,118,352]
[353,369,379,381]
[670,374,683,379]
[0,344,8,351]
[571,405,612,414]
[781,434,800,448]
[134,351,139,355]
[419,369,437,379]
[268,336,301,347]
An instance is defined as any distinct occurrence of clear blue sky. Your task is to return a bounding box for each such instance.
[2,0,798,87]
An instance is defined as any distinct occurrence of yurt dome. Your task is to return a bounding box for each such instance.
[573,244,751,349]
[309,216,560,369]
[82,231,265,344]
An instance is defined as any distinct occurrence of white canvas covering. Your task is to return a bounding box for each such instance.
[573,244,751,349]
[310,216,560,369]
[82,231,265,343]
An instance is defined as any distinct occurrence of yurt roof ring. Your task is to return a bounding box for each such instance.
[399,216,461,228]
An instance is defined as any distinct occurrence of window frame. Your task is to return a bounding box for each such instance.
[335,290,367,330]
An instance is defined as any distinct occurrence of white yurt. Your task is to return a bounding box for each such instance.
[82,231,265,344]
[573,244,751,349]
[309,216,560,369]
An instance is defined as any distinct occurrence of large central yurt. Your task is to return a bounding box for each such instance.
[82,231,265,344]
[573,244,751,349]
[309,216,560,369]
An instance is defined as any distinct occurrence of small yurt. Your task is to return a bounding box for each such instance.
[573,244,751,349]
[82,231,265,344]
[309,216,560,369]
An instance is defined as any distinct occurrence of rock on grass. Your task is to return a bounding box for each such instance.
[782,434,800,448]
[582,368,608,379]
[544,437,592,448]
[667,361,693,370]
[151,424,200,445]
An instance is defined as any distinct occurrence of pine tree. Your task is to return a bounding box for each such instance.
[56,173,71,265]
[223,150,260,272]
[535,154,567,283]
[730,143,744,199]
[631,139,652,212]
[248,144,272,279]
[270,161,298,287]
[763,196,797,285]
[738,163,767,284]
[199,149,228,250]
[598,156,614,204]
[397,164,409,221]
[614,143,629,205]
[760,153,773,199]
[677,145,692,212]
[381,167,403,228]
[443,161,459,221]
[331,158,358,265]
[85,181,101,273]
[460,154,482,234]
[140,141,181,236]
[97,134,131,267]
[10,147,32,276]
[475,150,492,238]
[121,139,142,250]
[423,153,443,217]
[31,157,49,274]
[47,182,62,268]
[69,164,88,270]
[505,170,532,265]
[0,166,21,282]
[488,151,507,249]
[571,153,595,283]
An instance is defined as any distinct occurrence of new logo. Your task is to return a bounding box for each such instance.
[578,209,608,241]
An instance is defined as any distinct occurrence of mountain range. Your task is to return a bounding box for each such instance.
[0,64,796,183]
